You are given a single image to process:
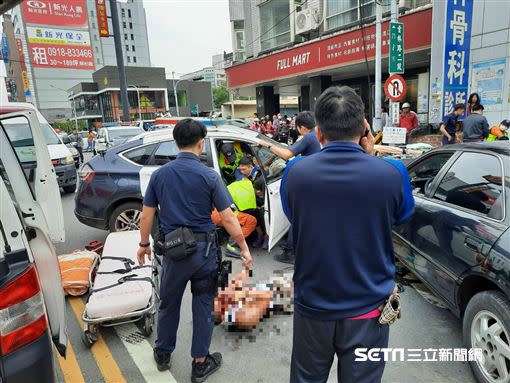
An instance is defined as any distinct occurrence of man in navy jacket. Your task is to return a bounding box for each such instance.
[281,86,414,383]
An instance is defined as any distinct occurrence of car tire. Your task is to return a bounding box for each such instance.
[109,202,142,232]
[463,290,510,383]
[62,184,77,194]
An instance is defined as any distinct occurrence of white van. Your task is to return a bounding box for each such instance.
[0,103,77,193]
[0,108,67,382]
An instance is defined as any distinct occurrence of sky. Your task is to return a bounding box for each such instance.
[143,0,232,78]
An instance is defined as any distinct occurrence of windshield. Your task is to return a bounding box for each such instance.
[108,128,144,140]
[3,122,61,146]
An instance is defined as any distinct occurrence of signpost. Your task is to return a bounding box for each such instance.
[390,102,400,125]
[389,21,404,74]
[384,74,407,102]
[382,126,407,144]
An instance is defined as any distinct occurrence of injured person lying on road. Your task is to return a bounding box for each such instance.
[214,269,293,330]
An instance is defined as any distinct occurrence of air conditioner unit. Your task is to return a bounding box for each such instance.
[399,0,413,11]
[295,8,319,35]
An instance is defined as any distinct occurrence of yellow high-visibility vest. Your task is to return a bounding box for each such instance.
[227,179,256,211]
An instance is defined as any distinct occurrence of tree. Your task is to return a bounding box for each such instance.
[213,86,229,109]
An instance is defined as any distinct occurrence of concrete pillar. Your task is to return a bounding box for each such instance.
[300,85,310,111]
[256,86,279,117]
[309,75,332,111]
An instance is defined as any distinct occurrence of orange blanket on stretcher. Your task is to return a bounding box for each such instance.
[58,250,98,296]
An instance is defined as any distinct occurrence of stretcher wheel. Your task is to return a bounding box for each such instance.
[81,330,98,348]
[141,314,153,337]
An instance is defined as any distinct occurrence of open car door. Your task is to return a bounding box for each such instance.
[265,178,291,251]
[0,110,67,356]
[250,145,290,251]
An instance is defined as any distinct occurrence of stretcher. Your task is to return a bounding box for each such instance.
[81,230,159,347]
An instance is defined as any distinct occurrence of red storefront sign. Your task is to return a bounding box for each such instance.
[29,43,94,70]
[227,8,432,88]
[95,0,109,37]
[22,0,88,28]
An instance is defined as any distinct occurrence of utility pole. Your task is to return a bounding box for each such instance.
[374,1,382,132]
[389,0,399,127]
[172,71,180,117]
[110,0,130,122]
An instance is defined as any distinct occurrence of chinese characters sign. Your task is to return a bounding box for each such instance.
[22,0,88,28]
[442,0,473,119]
[29,43,94,69]
[95,0,110,37]
[15,37,31,98]
[389,22,404,74]
[27,26,91,46]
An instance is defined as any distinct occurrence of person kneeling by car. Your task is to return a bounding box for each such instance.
[136,118,253,383]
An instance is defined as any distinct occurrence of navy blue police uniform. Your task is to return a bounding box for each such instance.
[441,112,459,145]
[143,152,232,358]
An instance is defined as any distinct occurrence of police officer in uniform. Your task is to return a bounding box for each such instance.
[137,118,253,382]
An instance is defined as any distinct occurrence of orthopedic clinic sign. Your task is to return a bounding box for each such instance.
[226,8,432,88]
[22,0,88,28]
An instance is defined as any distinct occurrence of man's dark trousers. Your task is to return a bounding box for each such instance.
[155,241,217,358]
[290,310,389,383]
[76,145,84,163]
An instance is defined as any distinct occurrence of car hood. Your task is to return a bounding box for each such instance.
[47,143,72,160]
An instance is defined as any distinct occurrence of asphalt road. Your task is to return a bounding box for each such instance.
[53,188,477,383]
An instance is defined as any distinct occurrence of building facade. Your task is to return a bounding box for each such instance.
[167,78,214,117]
[226,0,510,128]
[69,66,168,125]
[181,53,232,88]
[5,0,151,122]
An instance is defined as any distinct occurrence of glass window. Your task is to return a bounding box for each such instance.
[235,30,245,50]
[259,0,291,51]
[94,34,98,41]
[129,22,133,29]
[127,56,131,63]
[128,9,132,18]
[133,56,137,63]
[152,141,180,165]
[124,33,128,40]
[433,153,504,219]
[132,45,135,51]
[131,34,135,40]
[123,144,157,165]
[253,143,287,182]
[326,0,380,31]
[123,21,126,28]
[126,44,129,51]
[121,8,125,17]
[408,153,454,194]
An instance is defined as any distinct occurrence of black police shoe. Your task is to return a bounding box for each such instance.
[191,352,223,383]
[153,349,171,371]
[274,249,295,264]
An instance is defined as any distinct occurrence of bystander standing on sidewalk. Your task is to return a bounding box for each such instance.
[281,86,414,383]
[398,102,419,135]
[462,104,489,142]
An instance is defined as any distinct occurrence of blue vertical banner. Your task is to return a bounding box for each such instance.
[1,33,9,64]
[442,0,473,120]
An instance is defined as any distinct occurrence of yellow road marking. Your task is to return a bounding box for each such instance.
[56,341,85,383]
[69,297,127,383]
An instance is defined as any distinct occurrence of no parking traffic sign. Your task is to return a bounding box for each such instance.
[384,74,407,102]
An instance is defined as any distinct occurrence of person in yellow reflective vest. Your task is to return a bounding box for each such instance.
[487,120,509,141]
[218,142,244,183]
[227,178,268,249]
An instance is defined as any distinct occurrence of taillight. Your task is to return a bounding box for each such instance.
[0,265,47,356]
[79,164,95,183]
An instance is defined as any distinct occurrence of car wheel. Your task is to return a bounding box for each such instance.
[109,202,142,232]
[62,184,77,194]
[463,290,510,383]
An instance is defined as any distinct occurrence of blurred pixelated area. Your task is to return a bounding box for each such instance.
[214,269,294,333]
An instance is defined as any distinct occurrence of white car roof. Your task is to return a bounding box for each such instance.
[132,125,260,145]
[104,126,143,130]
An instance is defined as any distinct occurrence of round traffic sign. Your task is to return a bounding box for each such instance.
[384,74,407,102]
